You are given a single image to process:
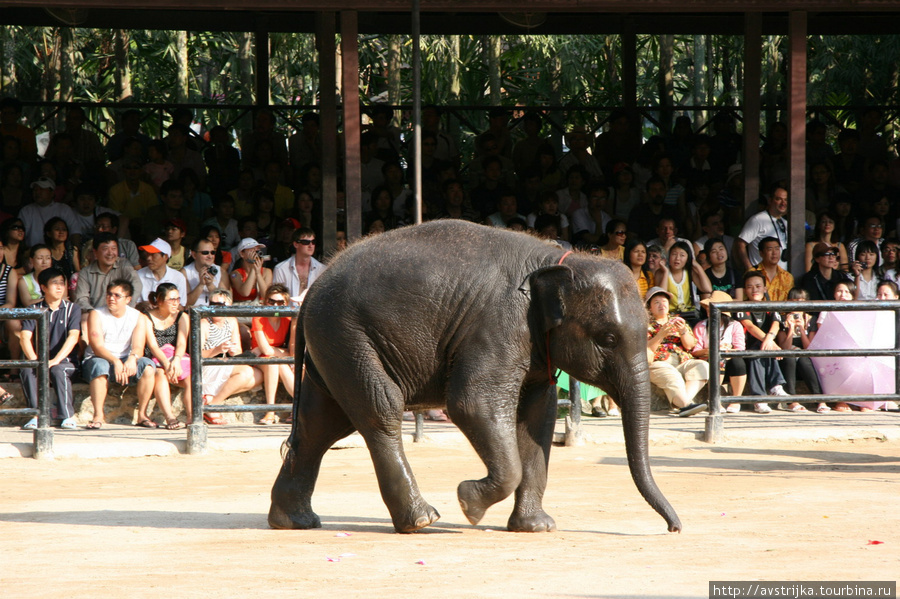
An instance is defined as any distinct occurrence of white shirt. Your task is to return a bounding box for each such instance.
[84,305,141,361]
[273,256,325,299]
[137,265,188,307]
[19,201,82,246]
[738,209,789,270]
[183,262,224,306]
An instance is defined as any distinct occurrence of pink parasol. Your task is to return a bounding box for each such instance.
[808,310,896,410]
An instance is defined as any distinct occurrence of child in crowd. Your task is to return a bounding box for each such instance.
[526,191,570,241]
[779,287,826,413]
[734,271,791,414]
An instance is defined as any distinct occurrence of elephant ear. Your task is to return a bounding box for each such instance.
[521,265,574,332]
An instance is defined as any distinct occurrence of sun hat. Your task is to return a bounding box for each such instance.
[236,238,265,253]
[644,286,672,306]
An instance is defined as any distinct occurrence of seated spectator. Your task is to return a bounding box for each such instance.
[251,284,296,425]
[485,192,526,229]
[44,217,80,289]
[850,240,881,300]
[848,215,885,268]
[832,128,866,196]
[816,281,856,412]
[691,291,746,413]
[180,168,213,221]
[230,238,272,303]
[82,279,156,429]
[141,283,192,427]
[433,179,479,222]
[607,162,642,222]
[184,237,231,306]
[135,238,187,306]
[558,126,603,184]
[18,268,81,430]
[0,242,19,376]
[555,164,588,217]
[533,144,562,193]
[109,157,158,221]
[259,160,294,219]
[512,111,547,180]
[19,177,80,247]
[704,237,742,299]
[693,210,735,258]
[645,287,709,417]
[734,271,790,414]
[273,227,324,301]
[623,239,654,298]
[596,219,627,260]
[469,155,510,219]
[646,217,693,258]
[778,287,826,413]
[74,233,143,328]
[295,190,317,231]
[653,240,711,326]
[1,217,27,274]
[881,239,899,282]
[650,154,687,223]
[506,217,526,232]
[18,244,50,308]
[162,218,188,271]
[748,236,794,302]
[167,123,207,190]
[532,214,572,250]
[253,188,279,242]
[201,195,240,251]
[799,242,852,304]
[805,211,849,272]
[106,109,151,163]
[628,176,679,242]
[144,180,198,245]
[81,212,140,269]
[570,184,609,246]
[877,280,899,300]
[528,190,571,242]
[143,139,174,191]
[228,168,256,218]
[365,186,403,233]
[200,224,233,269]
[204,125,241,199]
[199,289,263,425]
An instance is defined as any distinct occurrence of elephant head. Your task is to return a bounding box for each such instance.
[524,256,682,533]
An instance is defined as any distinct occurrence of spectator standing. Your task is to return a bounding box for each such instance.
[734,186,790,272]
[18,268,81,430]
[273,227,325,301]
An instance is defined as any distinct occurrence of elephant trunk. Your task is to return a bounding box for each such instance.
[618,357,682,533]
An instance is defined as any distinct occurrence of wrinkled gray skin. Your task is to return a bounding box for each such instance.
[268,220,681,534]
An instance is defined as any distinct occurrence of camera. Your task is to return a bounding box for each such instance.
[256,250,271,262]
[207,265,218,277]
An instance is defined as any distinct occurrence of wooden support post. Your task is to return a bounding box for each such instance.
[743,13,762,214]
[622,21,637,126]
[317,12,338,255]
[341,11,361,242]
[254,17,269,106]
[788,11,808,276]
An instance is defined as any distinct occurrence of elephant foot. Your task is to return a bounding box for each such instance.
[268,503,322,530]
[393,503,441,533]
[507,510,557,533]
[457,480,491,525]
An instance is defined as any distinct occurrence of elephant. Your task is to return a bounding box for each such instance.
[268,219,681,534]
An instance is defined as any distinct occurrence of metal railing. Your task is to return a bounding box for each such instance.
[0,308,51,458]
[705,299,900,443]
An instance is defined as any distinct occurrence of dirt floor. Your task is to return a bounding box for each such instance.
[2,439,899,599]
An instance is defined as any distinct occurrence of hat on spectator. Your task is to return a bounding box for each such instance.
[644,286,673,306]
[139,238,171,256]
[31,176,56,191]
[700,290,734,314]
[281,217,301,230]
[813,242,839,258]
[165,218,187,233]
[236,238,265,253]
[726,164,743,185]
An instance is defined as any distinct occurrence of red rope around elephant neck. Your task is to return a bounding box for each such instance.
[546,251,574,383]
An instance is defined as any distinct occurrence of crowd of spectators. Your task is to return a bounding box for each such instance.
[0,97,898,428]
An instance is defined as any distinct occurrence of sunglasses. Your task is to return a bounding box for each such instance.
[106,292,127,299]
[295,239,315,245]
[266,299,286,306]
[818,251,837,258]
[196,250,215,255]
[9,224,24,231]
[614,231,627,236]
[209,301,226,307]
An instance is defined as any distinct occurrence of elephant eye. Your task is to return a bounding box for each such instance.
[600,333,617,346]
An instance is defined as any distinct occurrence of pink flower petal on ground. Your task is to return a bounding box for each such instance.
[867,540,884,545]
[335,532,351,537]
[326,556,341,562]
[416,560,427,565]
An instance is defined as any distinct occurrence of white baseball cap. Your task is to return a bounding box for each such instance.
[139,238,172,256]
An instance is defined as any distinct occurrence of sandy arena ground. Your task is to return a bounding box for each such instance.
[2,439,899,598]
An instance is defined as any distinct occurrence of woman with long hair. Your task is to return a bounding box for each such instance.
[199,224,232,269]
[653,240,712,327]
[0,217,27,274]
[805,210,849,272]
[140,283,191,429]
[703,237,742,300]
[250,284,295,425]
[43,217,79,289]
[623,238,653,299]
[598,219,627,260]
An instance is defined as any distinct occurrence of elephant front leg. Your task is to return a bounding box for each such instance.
[507,383,557,533]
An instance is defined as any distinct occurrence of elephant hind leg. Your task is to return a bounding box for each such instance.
[268,381,355,530]
[507,384,557,533]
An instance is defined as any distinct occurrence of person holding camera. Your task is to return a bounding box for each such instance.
[230,237,273,302]
[136,238,188,307]
[184,237,231,306]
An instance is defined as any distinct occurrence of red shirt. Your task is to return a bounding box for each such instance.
[250,316,291,351]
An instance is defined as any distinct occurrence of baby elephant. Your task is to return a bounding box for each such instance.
[269,220,681,534]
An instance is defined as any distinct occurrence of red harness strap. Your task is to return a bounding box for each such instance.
[547,251,574,382]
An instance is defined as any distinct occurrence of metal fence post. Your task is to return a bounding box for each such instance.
[186,308,207,455]
[704,304,724,444]
[32,310,53,460]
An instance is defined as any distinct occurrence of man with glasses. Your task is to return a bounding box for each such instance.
[184,237,230,306]
[19,268,81,431]
[799,242,852,303]
[82,279,156,429]
[75,233,143,329]
[136,238,187,306]
[735,186,790,272]
[273,227,325,302]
